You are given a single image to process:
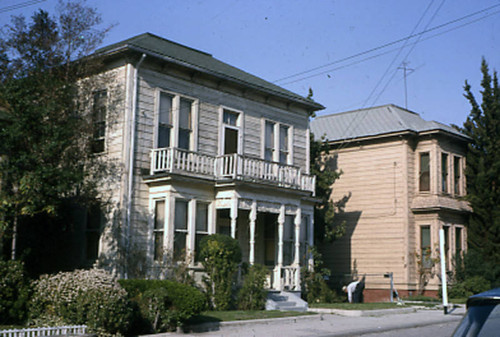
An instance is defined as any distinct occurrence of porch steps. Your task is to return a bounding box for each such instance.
[266,291,308,312]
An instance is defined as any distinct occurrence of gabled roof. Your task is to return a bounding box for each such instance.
[310,104,468,142]
[96,33,324,111]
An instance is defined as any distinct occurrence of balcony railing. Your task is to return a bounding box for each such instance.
[151,148,315,195]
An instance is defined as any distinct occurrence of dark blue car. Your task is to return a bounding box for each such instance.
[452,288,500,337]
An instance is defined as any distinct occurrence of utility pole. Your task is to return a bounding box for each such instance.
[398,62,414,109]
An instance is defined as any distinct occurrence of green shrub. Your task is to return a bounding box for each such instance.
[199,234,242,310]
[448,275,492,299]
[118,279,206,333]
[29,268,132,335]
[237,264,268,310]
[0,259,31,324]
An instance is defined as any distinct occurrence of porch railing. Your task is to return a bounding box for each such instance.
[151,148,315,195]
[151,147,215,178]
[281,265,301,291]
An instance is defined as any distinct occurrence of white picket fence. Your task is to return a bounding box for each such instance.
[0,325,87,337]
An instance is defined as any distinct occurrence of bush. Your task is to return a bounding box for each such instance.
[118,279,206,333]
[0,259,31,324]
[448,275,492,299]
[237,264,268,310]
[199,234,242,310]
[29,268,132,335]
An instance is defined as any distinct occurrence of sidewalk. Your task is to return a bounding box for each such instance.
[148,306,465,337]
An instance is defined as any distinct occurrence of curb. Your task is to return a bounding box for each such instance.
[308,307,417,317]
[182,313,320,333]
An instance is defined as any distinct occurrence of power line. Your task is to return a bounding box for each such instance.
[333,0,445,152]
[275,3,500,85]
[0,0,46,14]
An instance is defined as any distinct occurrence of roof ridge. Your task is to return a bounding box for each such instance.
[314,104,395,120]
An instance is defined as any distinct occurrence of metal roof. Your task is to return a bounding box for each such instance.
[96,33,324,111]
[310,104,468,142]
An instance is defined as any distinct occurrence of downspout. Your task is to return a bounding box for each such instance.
[125,53,146,278]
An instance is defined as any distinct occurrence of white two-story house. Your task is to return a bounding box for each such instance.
[86,33,322,291]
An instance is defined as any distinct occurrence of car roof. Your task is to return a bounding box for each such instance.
[467,288,500,307]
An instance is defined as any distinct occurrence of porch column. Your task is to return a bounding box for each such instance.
[249,200,257,265]
[230,197,238,239]
[187,200,196,264]
[277,205,285,266]
[308,215,314,271]
[294,208,301,265]
[294,208,301,291]
[275,205,285,290]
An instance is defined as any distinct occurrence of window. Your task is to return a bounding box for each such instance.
[419,153,430,192]
[264,120,291,163]
[455,227,463,258]
[264,121,275,161]
[157,91,197,150]
[454,156,461,195]
[195,202,209,262]
[86,205,103,262]
[91,90,107,153]
[153,200,165,261]
[158,92,173,148]
[174,199,188,260]
[178,98,193,150]
[420,226,432,269]
[441,153,449,193]
[283,215,294,266]
[279,125,290,164]
[216,209,231,236]
[222,109,240,155]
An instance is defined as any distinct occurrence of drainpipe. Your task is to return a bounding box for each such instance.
[125,53,146,278]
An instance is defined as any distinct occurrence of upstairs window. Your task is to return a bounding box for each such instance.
[91,90,107,153]
[279,125,290,164]
[178,98,193,150]
[441,153,449,194]
[264,121,275,161]
[264,120,292,164]
[158,92,173,148]
[156,91,197,150]
[222,109,240,155]
[454,156,462,196]
[419,152,430,192]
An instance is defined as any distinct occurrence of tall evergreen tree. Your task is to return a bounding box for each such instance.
[0,1,111,260]
[461,58,500,283]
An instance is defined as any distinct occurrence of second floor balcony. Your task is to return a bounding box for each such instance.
[150,147,316,195]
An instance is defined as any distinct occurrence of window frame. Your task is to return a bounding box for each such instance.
[155,89,198,151]
[441,152,449,194]
[420,225,432,269]
[262,119,293,164]
[91,89,107,154]
[219,107,243,156]
[153,199,166,262]
[174,198,189,261]
[419,152,430,192]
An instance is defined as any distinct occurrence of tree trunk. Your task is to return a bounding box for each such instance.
[11,215,18,260]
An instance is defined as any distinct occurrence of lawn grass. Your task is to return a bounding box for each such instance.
[186,310,313,325]
[309,302,408,310]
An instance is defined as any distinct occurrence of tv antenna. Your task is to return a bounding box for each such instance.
[398,62,414,109]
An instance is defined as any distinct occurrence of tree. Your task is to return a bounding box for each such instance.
[461,58,500,285]
[0,0,111,260]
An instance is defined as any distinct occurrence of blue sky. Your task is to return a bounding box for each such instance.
[1,0,499,127]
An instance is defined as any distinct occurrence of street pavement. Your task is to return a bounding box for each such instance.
[150,306,465,337]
